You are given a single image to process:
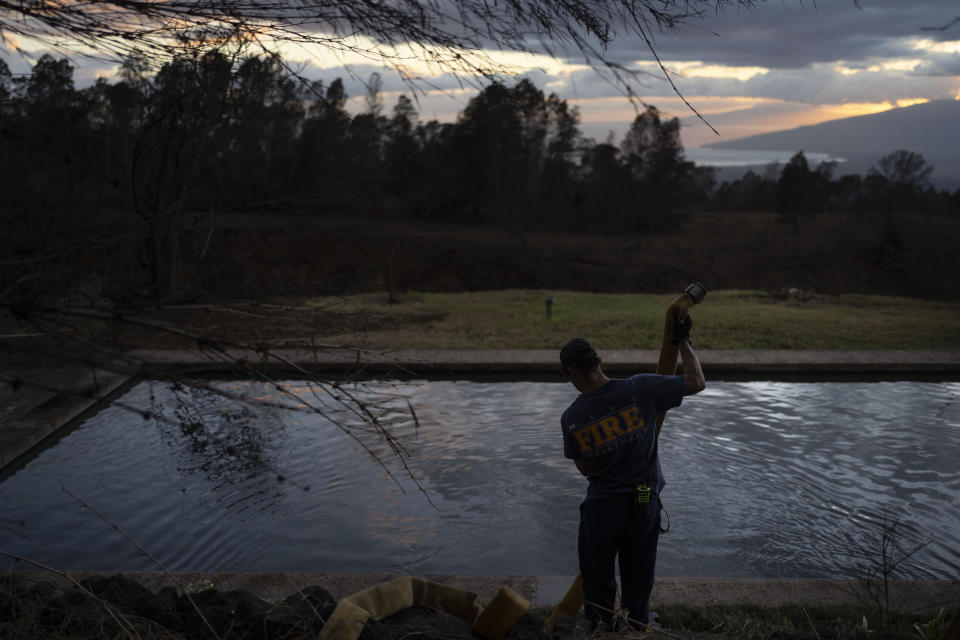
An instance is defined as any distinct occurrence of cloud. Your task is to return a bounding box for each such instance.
[913,51,960,76]
[1,32,21,53]
[624,57,958,107]
[910,37,960,54]
[621,0,960,69]
[273,0,958,108]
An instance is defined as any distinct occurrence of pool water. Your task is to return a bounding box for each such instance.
[1,379,958,579]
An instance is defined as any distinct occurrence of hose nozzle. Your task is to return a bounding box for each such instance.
[683,282,707,304]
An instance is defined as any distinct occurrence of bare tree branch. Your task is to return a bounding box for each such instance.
[2,300,437,504]
[1,0,759,107]
[921,16,959,32]
[0,551,142,640]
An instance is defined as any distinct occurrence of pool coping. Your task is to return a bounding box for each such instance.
[7,571,959,614]
[0,367,132,472]
[3,347,960,473]
[127,347,960,375]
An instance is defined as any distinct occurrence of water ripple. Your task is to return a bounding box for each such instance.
[1,379,957,578]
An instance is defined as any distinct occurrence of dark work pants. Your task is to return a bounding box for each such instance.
[578,494,660,628]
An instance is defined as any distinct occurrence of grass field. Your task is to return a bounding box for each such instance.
[306,289,960,350]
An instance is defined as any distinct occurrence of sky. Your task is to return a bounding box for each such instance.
[3,0,959,150]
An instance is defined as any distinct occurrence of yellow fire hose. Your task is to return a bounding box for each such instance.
[543,282,707,632]
[655,282,707,436]
[319,576,529,640]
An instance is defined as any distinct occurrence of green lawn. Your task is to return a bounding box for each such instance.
[307,289,960,350]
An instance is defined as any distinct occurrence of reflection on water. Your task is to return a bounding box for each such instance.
[685,147,843,168]
[1,379,958,579]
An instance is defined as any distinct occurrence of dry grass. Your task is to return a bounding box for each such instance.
[0,576,181,640]
[305,289,960,350]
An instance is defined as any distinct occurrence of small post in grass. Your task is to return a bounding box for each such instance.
[545,298,555,320]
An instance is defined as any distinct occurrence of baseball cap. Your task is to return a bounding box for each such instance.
[560,337,599,371]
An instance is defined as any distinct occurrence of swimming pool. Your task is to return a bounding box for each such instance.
[1,378,957,579]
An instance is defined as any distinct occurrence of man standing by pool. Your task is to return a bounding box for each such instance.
[560,316,705,630]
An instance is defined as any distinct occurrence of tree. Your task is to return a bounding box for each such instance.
[383,95,422,203]
[620,106,694,224]
[0,58,11,104]
[297,78,353,207]
[622,106,683,169]
[712,170,776,212]
[226,55,305,201]
[866,150,935,255]
[25,54,76,104]
[873,150,934,194]
[831,174,863,213]
[866,150,934,217]
[349,110,387,212]
[349,73,389,211]
[450,79,552,223]
[579,142,635,231]
[776,151,814,229]
[1,54,95,214]
[538,94,582,225]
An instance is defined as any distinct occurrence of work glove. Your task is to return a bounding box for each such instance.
[671,312,692,345]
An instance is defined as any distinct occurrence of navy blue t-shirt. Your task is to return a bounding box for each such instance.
[561,374,684,501]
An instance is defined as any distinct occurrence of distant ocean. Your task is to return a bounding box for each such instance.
[685,148,845,168]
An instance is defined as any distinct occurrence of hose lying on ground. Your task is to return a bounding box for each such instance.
[319,576,529,640]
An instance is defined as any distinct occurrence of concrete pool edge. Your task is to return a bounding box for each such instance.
[126,348,960,375]
[0,367,132,472]
[3,347,959,472]
[8,571,959,613]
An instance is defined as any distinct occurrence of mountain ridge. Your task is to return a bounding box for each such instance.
[705,100,960,189]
